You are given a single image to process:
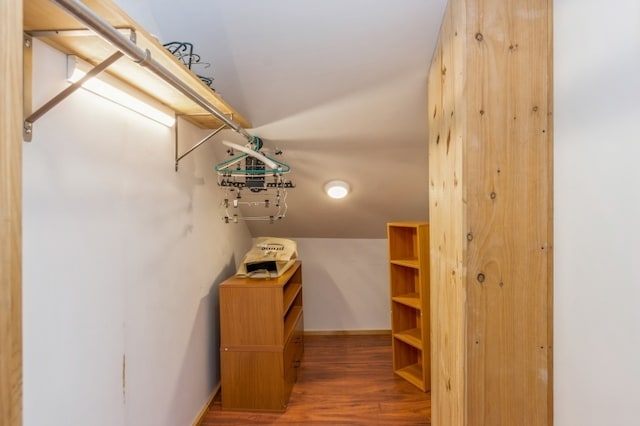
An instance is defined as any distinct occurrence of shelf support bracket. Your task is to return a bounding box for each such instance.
[23,34,33,141]
[23,51,124,142]
[174,120,227,171]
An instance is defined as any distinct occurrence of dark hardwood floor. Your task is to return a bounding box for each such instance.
[201,334,431,425]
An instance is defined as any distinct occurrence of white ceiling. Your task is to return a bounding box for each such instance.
[119,0,448,238]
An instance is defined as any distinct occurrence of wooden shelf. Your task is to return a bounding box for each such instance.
[388,222,430,392]
[395,363,426,392]
[283,283,302,316]
[23,0,251,130]
[391,293,421,310]
[390,258,420,268]
[387,221,429,228]
[283,306,303,343]
[394,328,423,350]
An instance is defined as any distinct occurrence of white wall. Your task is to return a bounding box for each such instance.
[110,0,393,335]
[23,40,252,426]
[555,1,640,425]
[296,238,390,331]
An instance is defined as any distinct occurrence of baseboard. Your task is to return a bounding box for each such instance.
[191,383,220,426]
[303,329,391,336]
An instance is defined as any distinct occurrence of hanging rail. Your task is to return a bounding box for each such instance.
[50,0,253,144]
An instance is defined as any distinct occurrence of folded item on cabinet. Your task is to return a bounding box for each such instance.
[236,237,297,278]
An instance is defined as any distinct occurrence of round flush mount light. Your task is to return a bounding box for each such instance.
[324,180,351,199]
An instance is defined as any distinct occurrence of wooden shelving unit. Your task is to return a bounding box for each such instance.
[219,261,304,411]
[23,0,250,130]
[387,222,430,392]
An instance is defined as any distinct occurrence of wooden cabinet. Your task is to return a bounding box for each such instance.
[387,222,430,391]
[219,261,303,411]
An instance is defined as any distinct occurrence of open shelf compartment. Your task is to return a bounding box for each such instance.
[392,338,426,391]
[389,264,422,300]
[388,223,419,263]
[391,301,422,338]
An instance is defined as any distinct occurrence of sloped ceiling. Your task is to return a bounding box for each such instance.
[119,0,448,238]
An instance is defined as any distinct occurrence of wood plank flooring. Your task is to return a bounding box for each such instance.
[201,334,431,425]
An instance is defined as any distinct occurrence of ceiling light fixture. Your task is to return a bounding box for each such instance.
[66,55,176,127]
[324,180,350,199]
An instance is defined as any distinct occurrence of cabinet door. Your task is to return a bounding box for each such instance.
[221,351,286,411]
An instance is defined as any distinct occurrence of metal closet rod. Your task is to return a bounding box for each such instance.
[51,0,253,142]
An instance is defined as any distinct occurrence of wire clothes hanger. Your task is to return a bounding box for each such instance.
[214,137,291,176]
[215,136,295,223]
